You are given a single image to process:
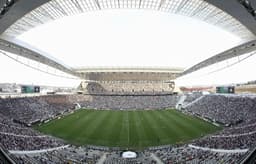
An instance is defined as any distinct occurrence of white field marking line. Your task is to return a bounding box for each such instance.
[127,111,130,145]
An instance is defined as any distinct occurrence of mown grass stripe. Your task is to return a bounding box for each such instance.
[142,111,168,146]
[164,110,203,136]
[36,109,221,148]
[104,111,123,146]
[132,111,148,149]
[152,110,186,143]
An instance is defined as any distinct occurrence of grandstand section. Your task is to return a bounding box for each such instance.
[0,93,255,162]
[79,81,176,95]
[0,93,255,163]
[184,94,256,126]
[74,69,180,95]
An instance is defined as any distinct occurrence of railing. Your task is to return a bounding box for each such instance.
[240,147,256,164]
[0,144,17,164]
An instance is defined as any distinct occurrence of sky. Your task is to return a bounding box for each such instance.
[0,9,255,87]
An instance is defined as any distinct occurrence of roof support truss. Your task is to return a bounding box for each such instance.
[179,39,256,77]
[0,38,80,77]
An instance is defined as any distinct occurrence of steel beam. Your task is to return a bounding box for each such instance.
[0,38,80,77]
[179,40,256,77]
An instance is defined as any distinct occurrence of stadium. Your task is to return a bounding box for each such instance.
[1,0,256,163]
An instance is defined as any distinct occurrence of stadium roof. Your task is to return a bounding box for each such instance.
[0,0,256,81]
[0,0,256,40]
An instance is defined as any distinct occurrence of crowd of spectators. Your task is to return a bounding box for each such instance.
[12,145,248,164]
[0,94,179,152]
[193,132,256,150]
[182,92,203,107]
[0,134,64,151]
[182,93,256,151]
[152,145,245,164]
[0,95,76,125]
[104,151,156,164]
[84,81,174,95]
[0,94,179,126]
[0,93,256,163]
[184,94,256,125]
[79,95,179,110]
[15,146,158,164]
[15,146,103,164]
[215,120,256,136]
[0,112,64,151]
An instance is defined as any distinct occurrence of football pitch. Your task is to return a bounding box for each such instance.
[36,109,221,149]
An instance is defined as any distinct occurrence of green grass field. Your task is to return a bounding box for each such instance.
[36,109,221,149]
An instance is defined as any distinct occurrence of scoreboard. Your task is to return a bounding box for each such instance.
[21,85,40,93]
[216,86,235,94]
